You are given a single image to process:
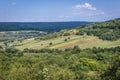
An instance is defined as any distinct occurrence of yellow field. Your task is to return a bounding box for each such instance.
[16,35,80,50]
[16,35,120,50]
[49,36,120,50]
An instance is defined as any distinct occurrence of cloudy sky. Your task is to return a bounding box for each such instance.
[0,0,120,22]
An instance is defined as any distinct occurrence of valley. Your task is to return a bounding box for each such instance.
[0,18,120,80]
[0,0,120,79]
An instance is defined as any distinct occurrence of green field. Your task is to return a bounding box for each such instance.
[49,36,120,49]
[16,35,120,50]
[16,35,79,50]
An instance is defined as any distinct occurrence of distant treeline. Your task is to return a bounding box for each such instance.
[0,22,91,32]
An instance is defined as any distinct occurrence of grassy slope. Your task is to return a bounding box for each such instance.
[16,35,80,50]
[49,36,120,50]
[16,35,120,50]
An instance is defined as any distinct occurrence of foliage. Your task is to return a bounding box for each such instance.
[0,31,46,44]
[0,18,120,80]
[0,46,119,80]
[77,19,120,41]
[0,22,90,32]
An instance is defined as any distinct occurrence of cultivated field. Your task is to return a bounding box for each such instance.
[16,35,120,50]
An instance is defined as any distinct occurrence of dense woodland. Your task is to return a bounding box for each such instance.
[0,22,90,32]
[76,19,120,41]
[0,46,120,80]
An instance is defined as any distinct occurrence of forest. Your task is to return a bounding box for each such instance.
[0,46,120,80]
[76,19,120,41]
[0,22,91,32]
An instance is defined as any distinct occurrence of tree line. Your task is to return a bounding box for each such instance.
[76,19,120,41]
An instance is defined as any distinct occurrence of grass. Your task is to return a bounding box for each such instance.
[16,35,120,50]
[16,35,81,50]
[49,36,120,50]
[0,42,4,47]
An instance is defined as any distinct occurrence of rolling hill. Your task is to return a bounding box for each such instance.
[0,18,120,80]
[15,18,120,50]
[0,22,91,32]
[76,18,120,41]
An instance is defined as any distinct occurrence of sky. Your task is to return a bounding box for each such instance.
[0,0,120,22]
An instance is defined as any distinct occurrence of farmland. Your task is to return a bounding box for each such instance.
[16,35,120,50]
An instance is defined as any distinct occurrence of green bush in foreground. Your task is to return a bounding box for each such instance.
[0,46,120,80]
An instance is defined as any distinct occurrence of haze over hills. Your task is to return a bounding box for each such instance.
[0,21,91,32]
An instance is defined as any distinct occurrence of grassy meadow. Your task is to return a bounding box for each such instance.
[16,35,120,50]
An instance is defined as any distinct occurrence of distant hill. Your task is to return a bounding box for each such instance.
[0,22,91,33]
[113,18,120,20]
[76,18,120,41]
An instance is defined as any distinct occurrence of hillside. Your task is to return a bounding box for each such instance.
[15,19,120,50]
[76,19,120,41]
[0,22,91,32]
[16,35,120,50]
[0,19,120,80]
[0,0,120,79]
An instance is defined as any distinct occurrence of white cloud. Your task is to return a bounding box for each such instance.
[73,3,96,10]
[72,3,105,17]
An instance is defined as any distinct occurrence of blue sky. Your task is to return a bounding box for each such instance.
[0,0,120,22]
